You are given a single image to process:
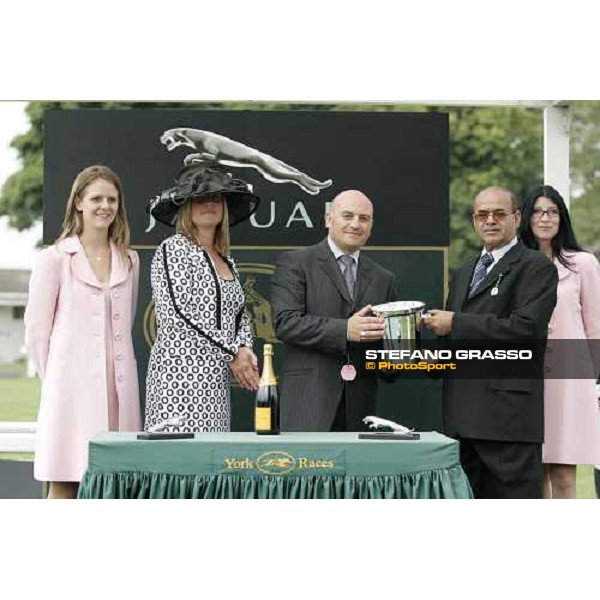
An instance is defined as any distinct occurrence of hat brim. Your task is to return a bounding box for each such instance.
[149,190,260,228]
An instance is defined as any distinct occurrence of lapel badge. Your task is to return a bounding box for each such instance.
[490,273,504,296]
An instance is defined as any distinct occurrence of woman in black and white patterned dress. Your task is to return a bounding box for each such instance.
[145,163,260,432]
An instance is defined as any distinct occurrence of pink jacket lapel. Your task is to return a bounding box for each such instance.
[58,236,130,289]
[58,236,102,289]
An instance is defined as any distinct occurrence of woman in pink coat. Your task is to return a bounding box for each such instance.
[520,185,600,498]
[25,165,141,499]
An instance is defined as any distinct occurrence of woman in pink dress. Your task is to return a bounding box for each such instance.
[520,185,600,498]
[25,165,141,499]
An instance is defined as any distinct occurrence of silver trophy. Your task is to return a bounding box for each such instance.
[371,301,426,356]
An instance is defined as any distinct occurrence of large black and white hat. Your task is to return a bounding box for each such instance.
[147,162,260,227]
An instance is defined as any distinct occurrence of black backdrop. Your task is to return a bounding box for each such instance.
[44,108,449,431]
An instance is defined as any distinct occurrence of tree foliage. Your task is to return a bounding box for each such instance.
[432,105,543,269]
[2,101,598,268]
[569,101,600,253]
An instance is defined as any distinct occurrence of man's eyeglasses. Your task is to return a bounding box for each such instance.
[532,208,560,220]
[472,210,516,223]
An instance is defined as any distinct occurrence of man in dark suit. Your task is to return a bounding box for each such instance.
[271,189,397,431]
[424,186,558,499]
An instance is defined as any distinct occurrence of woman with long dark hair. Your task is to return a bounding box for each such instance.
[520,184,600,498]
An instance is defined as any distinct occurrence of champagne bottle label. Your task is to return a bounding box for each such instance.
[255,407,272,431]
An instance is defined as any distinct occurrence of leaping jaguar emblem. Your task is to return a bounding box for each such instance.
[160,127,333,196]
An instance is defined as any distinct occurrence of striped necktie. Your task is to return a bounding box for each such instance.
[338,254,356,298]
[468,253,494,298]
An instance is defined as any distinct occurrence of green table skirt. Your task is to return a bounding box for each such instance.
[77,431,473,499]
[79,466,472,499]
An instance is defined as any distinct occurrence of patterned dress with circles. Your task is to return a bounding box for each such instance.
[145,234,253,432]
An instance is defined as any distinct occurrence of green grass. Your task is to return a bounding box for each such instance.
[576,464,597,499]
[0,376,41,421]
[0,375,40,462]
[0,453,33,461]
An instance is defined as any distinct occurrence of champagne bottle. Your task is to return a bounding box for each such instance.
[255,343,280,435]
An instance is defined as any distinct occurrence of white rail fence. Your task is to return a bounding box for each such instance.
[0,421,36,452]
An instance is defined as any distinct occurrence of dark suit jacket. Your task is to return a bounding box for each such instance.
[443,240,558,443]
[271,239,397,431]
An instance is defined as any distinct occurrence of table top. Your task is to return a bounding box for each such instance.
[87,431,460,478]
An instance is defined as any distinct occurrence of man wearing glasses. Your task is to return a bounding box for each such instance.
[423,186,558,498]
[271,189,396,432]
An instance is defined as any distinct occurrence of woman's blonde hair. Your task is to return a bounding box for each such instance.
[57,165,131,257]
[176,196,231,256]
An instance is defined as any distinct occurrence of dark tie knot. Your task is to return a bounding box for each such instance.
[338,254,355,267]
[480,253,494,268]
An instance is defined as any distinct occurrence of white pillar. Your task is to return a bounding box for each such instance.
[543,104,572,207]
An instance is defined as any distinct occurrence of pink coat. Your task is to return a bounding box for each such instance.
[543,251,600,464]
[25,236,141,481]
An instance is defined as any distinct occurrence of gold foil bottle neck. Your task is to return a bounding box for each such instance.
[259,343,277,386]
